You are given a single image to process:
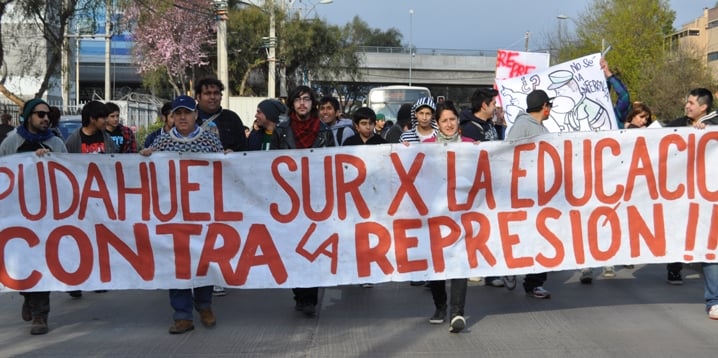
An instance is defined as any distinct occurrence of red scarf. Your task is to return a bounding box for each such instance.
[290,112,320,149]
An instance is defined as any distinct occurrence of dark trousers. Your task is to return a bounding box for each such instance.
[523,273,547,292]
[21,292,50,319]
[293,287,318,305]
[429,279,468,317]
[667,262,683,273]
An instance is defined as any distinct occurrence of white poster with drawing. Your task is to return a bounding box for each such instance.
[496,53,616,133]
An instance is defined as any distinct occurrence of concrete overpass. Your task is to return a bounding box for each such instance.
[314,47,499,87]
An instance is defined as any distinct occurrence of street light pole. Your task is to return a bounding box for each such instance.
[268,0,276,98]
[409,9,413,86]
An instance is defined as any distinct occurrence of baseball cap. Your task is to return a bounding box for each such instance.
[171,95,196,113]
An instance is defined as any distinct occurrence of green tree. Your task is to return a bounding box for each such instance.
[555,0,716,120]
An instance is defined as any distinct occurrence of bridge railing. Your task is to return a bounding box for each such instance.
[357,46,498,57]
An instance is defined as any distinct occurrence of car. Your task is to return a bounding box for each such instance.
[57,115,82,140]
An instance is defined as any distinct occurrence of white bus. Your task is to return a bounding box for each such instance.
[366,85,431,122]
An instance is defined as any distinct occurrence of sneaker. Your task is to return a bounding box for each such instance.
[198,308,216,328]
[502,276,517,290]
[212,286,227,296]
[168,319,194,334]
[360,283,374,288]
[527,286,551,299]
[468,277,482,282]
[30,317,48,335]
[623,264,635,269]
[487,277,504,287]
[449,315,466,333]
[667,271,683,285]
[409,281,426,286]
[709,305,718,320]
[295,301,316,316]
[68,290,82,298]
[429,309,446,324]
[580,269,593,284]
[21,299,31,322]
[602,266,616,278]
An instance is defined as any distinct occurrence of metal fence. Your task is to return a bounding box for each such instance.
[0,97,162,129]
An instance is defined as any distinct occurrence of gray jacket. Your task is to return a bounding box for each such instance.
[65,129,118,153]
[505,111,549,140]
[0,129,68,156]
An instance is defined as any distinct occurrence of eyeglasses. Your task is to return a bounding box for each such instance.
[294,96,313,104]
[32,111,50,118]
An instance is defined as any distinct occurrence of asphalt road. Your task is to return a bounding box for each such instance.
[0,263,716,357]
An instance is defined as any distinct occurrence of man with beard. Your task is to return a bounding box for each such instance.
[0,98,67,335]
[270,85,334,316]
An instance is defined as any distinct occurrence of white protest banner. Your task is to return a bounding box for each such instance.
[496,52,616,133]
[1,127,717,292]
[495,49,550,80]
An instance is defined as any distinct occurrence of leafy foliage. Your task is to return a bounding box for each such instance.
[558,0,716,120]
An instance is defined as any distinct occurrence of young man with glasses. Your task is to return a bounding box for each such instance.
[270,85,334,316]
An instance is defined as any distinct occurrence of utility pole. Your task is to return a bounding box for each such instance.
[525,31,529,52]
[104,0,111,101]
[214,0,229,108]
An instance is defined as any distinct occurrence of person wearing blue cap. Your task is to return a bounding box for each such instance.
[0,98,67,335]
[139,94,224,334]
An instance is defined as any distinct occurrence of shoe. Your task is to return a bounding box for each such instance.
[30,317,48,335]
[468,277,482,282]
[580,269,593,284]
[667,271,683,285]
[68,290,82,298]
[198,308,216,328]
[623,264,635,269]
[602,266,616,278]
[502,276,517,290]
[709,305,718,320]
[360,283,374,288]
[449,315,466,333]
[21,299,31,322]
[487,277,504,287]
[94,290,107,293]
[295,301,316,316]
[429,309,446,324]
[410,281,426,286]
[168,319,194,334]
[212,286,227,296]
[527,286,551,299]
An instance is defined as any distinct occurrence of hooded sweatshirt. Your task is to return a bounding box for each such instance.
[399,96,438,143]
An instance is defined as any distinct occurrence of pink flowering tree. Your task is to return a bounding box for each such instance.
[121,0,215,95]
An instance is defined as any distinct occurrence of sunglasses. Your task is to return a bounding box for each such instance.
[32,111,51,118]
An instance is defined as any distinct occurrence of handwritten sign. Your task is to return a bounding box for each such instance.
[497,53,616,133]
[1,127,717,292]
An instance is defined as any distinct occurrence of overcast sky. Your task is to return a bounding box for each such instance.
[310,0,716,51]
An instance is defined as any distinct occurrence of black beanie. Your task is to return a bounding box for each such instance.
[258,99,286,122]
[21,98,49,126]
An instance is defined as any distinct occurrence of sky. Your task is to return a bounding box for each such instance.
[308,0,717,52]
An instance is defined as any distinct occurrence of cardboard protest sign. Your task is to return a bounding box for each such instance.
[497,53,616,133]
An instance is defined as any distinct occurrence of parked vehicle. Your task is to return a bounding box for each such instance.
[366,86,432,122]
[57,115,82,140]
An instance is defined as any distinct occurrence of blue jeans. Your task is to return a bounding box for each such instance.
[169,286,213,321]
[703,263,718,310]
